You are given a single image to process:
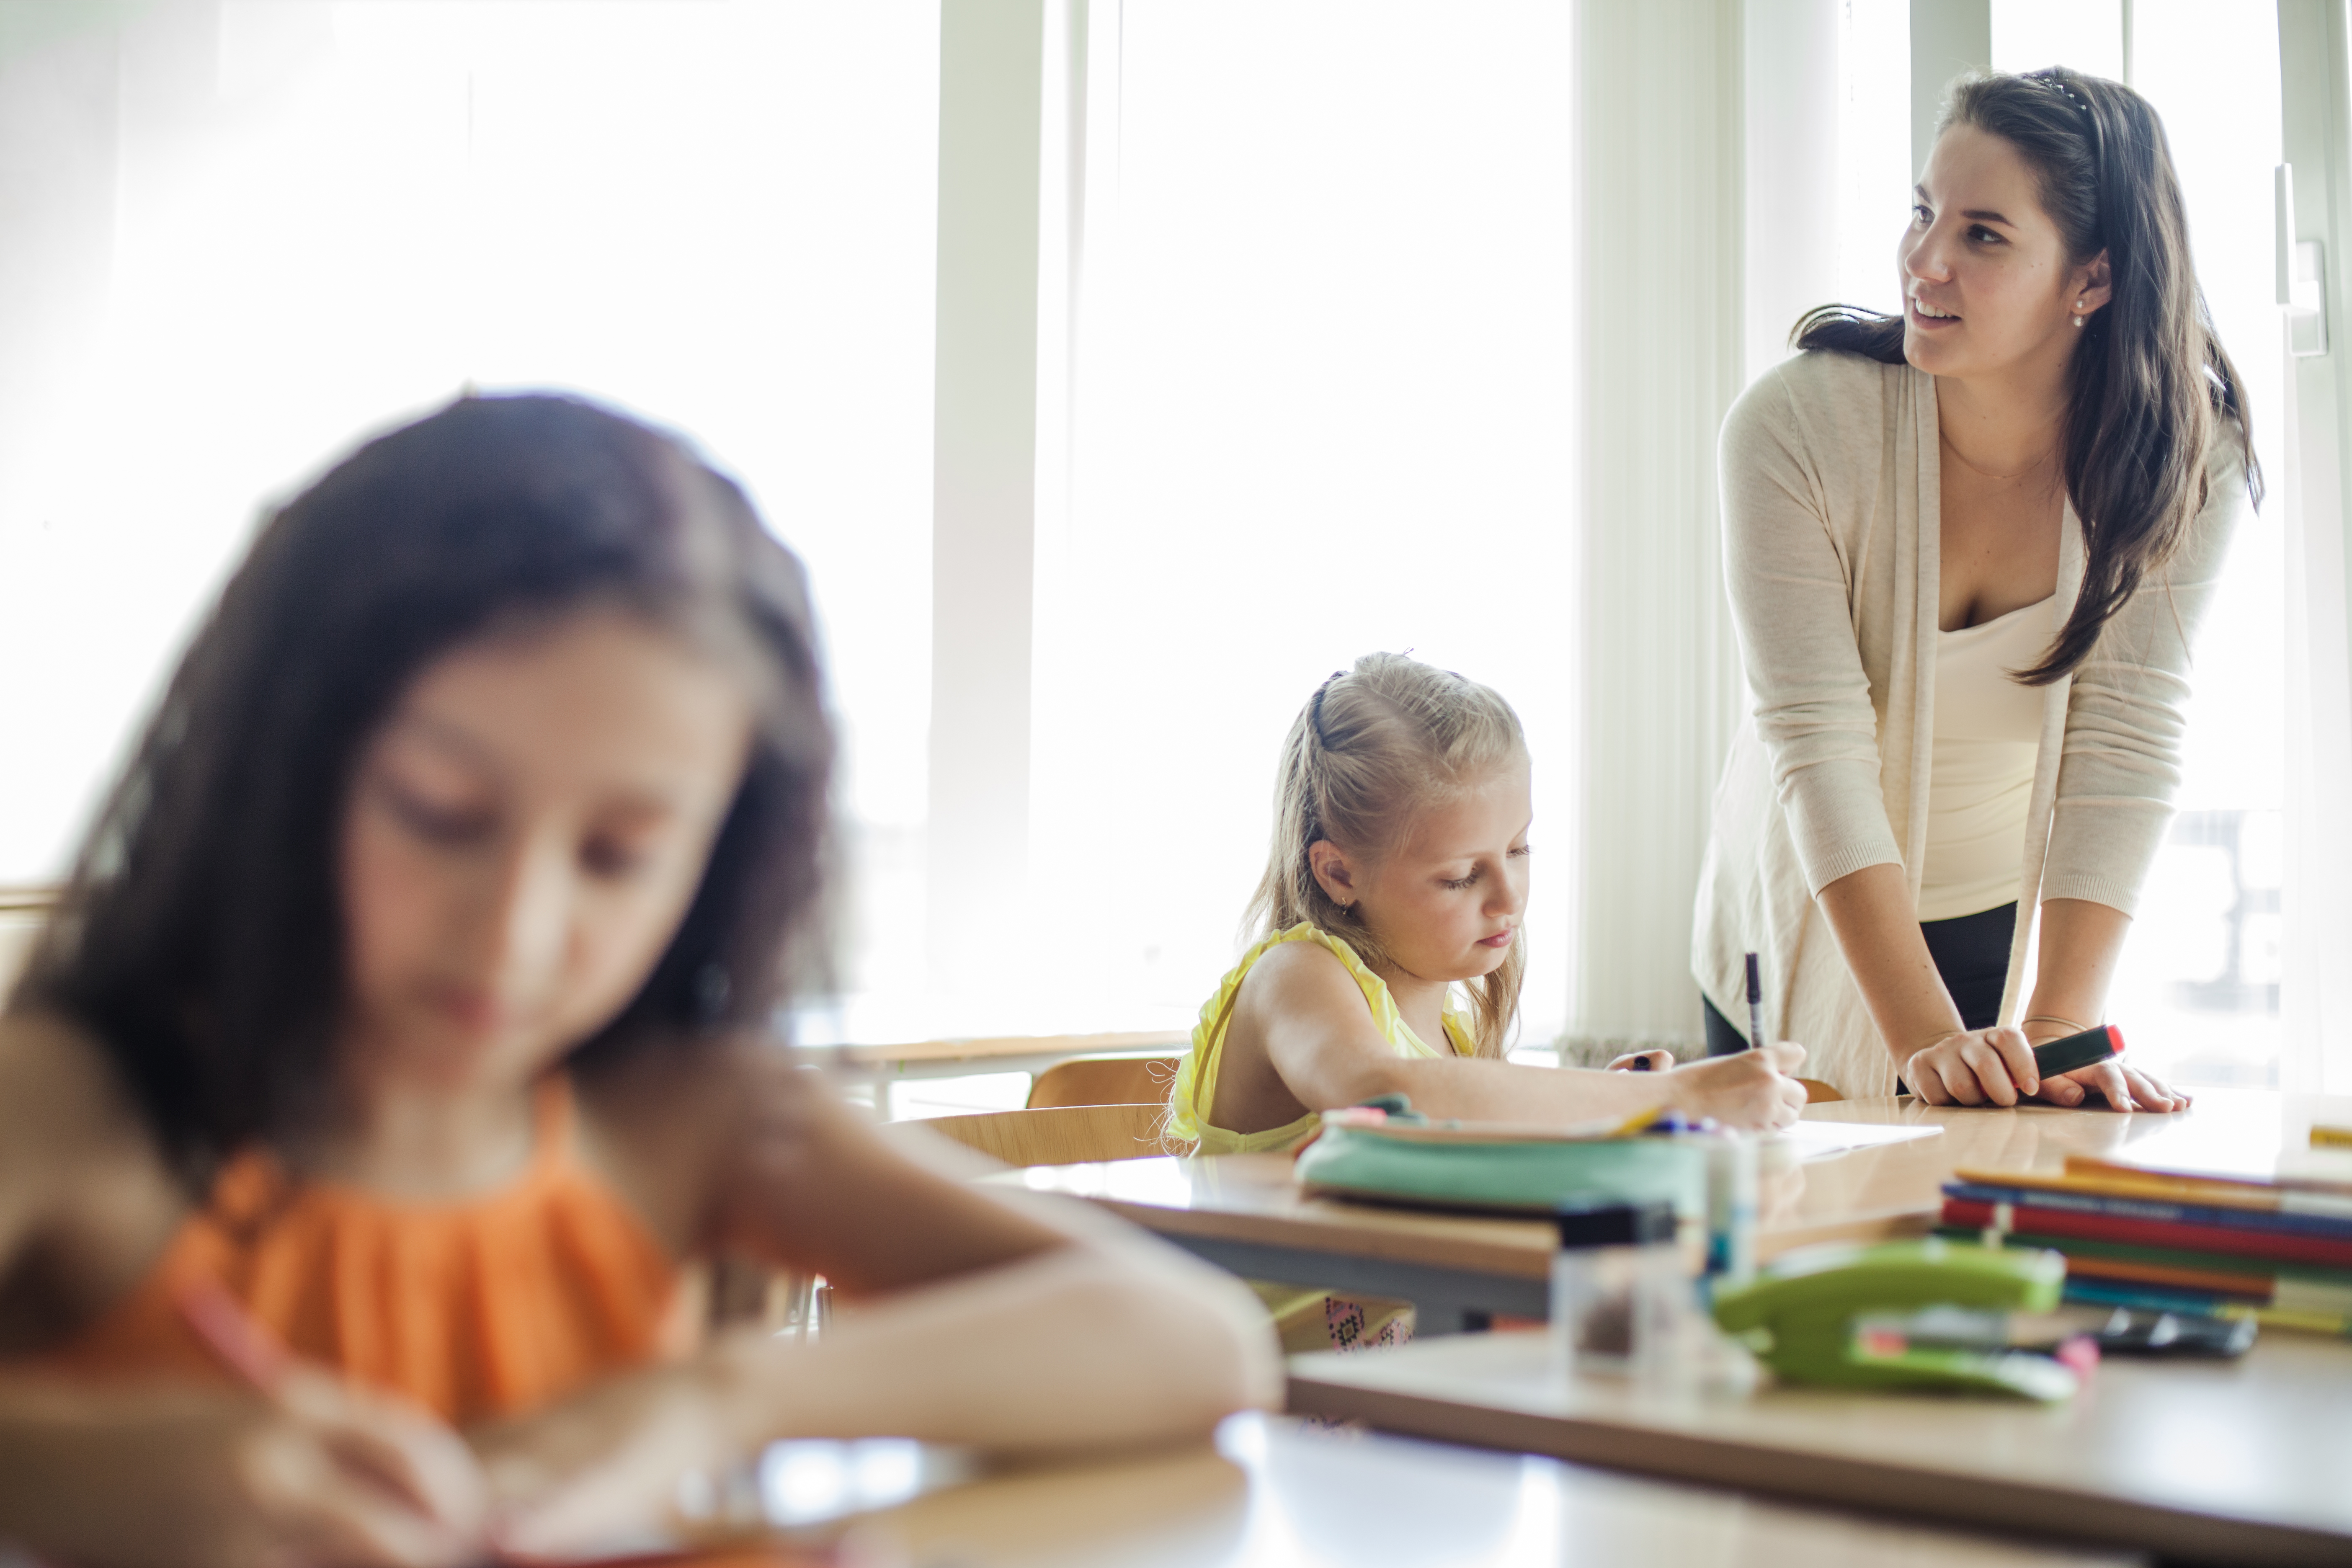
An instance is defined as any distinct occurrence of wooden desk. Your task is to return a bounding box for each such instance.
[1008,1091,2320,1331]
[821,1412,2136,1566]
[798,1030,1187,1084]
[1006,1149,1558,1329]
[1287,1326,2352,1566]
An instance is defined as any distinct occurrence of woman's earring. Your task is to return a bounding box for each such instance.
[2073,298,2087,328]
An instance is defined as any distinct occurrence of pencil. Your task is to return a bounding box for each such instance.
[174,1277,292,1392]
[175,1279,472,1531]
[1744,951,1765,1052]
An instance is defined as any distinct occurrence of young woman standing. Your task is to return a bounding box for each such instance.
[1694,68,2257,1108]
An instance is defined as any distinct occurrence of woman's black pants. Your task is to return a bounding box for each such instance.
[1702,902,2017,1057]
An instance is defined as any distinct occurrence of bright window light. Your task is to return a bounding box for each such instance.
[0,1,938,998]
[1987,3,2288,1085]
[1029,1,1578,1041]
[1836,0,1912,317]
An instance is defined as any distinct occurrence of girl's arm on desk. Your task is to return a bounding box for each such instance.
[1242,941,1806,1131]
[475,1046,1281,1556]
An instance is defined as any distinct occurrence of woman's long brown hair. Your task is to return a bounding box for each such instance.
[1794,67,2259,684]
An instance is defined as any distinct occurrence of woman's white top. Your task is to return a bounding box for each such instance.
[1692,351,2247,1096]
[1918,594,2058,921]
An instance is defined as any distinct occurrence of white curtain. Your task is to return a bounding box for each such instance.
[1564,0,1750,1055]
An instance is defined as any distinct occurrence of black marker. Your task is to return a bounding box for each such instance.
[1744,951,1766,1052]
[2033,1024,2123,1080]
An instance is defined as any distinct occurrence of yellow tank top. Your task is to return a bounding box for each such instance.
[1166,922,1475,1155]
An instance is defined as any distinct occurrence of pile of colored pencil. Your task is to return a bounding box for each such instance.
[1938,1153,2352,1336]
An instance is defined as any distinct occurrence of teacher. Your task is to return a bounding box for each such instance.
[1693,68,2257,1110]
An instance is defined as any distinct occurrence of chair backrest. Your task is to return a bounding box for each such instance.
[921,1103,1181,1167]
[0,887,53,1006]
[1026,1052,1186,1110]
[1795,1077,1844,1104]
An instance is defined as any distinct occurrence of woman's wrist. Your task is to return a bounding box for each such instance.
[2019,1007,2099,1045]
[1890,1011,1970,1065]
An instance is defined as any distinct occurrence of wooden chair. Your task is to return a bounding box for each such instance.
[0,885,54,1005]
[1795,1077,1844,1103]
[1026,1052,1186,1109]
[921,1102,1182,1167]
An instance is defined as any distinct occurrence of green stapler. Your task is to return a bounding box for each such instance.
[1709,1238,2077,1401]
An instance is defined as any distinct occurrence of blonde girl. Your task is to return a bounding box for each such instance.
[1167,655,1802,1349]
[1170,654,1803,1160]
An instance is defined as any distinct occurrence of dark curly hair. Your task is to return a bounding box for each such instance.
[11,393,834,1182]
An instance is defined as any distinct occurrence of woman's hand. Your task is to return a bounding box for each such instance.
[1907,1026,2192,1112]
[2,1374,486,1568]
[1605,1049,1676,1072]
[2035,1056,2190,1112]
[1904,1026,2039,1107]
[473,1354,744,1558]
[1664,1043,1808,1130]
[2014,1022,2192,1113]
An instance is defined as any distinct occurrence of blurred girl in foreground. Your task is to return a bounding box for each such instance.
[0,395,1274,1565]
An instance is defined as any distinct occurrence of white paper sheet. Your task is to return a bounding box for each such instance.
[1773,1119,1945,1164]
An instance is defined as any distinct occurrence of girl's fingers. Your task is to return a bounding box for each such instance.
[320,1418,488,1542]
[279,1371,487,1537]
[488,1440,693,1558]
[244,1418,477,1568]
[289,1462,481,1568]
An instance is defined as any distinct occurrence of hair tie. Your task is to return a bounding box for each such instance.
[1308,669,1346,748]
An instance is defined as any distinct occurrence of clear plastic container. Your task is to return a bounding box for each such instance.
[1699,1132,1759,1291]
[1551,1199,1686,1380]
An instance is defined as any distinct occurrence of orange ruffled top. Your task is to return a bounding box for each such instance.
[43,1078,683,1425]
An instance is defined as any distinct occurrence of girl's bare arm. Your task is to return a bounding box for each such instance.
[1242,944,1805,1131]
[486,1048,1281,1554]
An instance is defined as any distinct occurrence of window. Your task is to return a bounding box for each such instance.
[1019,1,1580,1043]
[0,0,939,1003]
[1988,1,2290,1086]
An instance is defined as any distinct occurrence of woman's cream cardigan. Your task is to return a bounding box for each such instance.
[1692,350,2249,1096]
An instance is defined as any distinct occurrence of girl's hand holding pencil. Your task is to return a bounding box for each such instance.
[152,1279,490,1567]
[1601,1045,1810,1128]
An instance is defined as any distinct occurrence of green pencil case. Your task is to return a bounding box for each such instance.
[1293,1111,1705,1218]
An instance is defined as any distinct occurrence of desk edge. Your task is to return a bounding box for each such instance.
[1284,1373,2346,1567]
